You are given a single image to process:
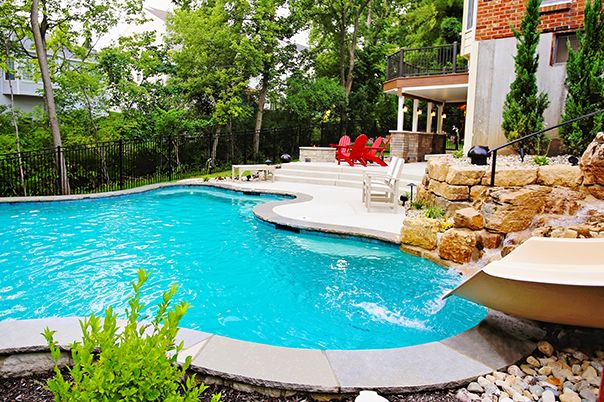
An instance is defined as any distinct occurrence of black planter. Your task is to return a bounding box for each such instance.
[468,146,490,166]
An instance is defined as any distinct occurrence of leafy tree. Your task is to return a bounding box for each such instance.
[284,76,346,122]
[0,0,144,194]
[403,0,464,47]
[560,0,604,155]
[243,0,301,156]
[501,0,550,154]
[168,0,255,161]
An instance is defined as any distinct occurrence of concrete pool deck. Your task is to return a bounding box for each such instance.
[0,167,545,396]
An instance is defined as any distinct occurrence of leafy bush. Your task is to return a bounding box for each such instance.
[424,206,445,219]
[43,269,219,402]
[452,149,464,159]
[532,155,549,166]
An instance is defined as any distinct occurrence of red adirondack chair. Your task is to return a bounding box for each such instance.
[336,134,368,166]
[363,136,391,166]
[330,135,351,150]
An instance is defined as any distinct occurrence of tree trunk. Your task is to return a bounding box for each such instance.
[211,125,222,163]
[30,0,70,195]
[253,71,269,156]
[4,39,26,196]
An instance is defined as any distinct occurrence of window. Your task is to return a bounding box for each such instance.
[466,0,475,30]
[541,0,572,6]
[553,32,579,64]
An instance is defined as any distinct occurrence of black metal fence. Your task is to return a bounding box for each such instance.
[386,43,468,80]
[0,123,385,197]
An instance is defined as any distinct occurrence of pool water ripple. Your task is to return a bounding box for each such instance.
[0,186,486,349]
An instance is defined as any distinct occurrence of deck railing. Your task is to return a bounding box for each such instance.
[386,42,468,80]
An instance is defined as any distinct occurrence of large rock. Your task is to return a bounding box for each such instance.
[454,207,484,230]
[401,217,440,250]
[426,157,450,181]
[445,166,486,186]
[428,179,470,201]
[470,185,489,202]
[579,132,604,186]
[537,165,581,189]
[544,187,586,215]
[481,186,551,233]
[438,228,477,264]
[476,230,503,249]
[482,167,537,187]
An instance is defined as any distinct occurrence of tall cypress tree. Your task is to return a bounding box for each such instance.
[560,0,604,155]
[501,0,550,154]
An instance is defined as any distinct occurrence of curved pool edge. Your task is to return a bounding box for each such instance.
[0,312,544,394]
[0,181,401,245]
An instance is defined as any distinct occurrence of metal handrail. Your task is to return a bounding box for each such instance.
[386,42,466,80]
[488,108,604,186]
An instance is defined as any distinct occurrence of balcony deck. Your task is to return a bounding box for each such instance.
[383,43,468,103]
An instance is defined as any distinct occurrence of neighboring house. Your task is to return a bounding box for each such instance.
[384,0,584,160]
[1,59,44,112]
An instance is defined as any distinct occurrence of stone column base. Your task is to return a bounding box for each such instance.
[389,131,447,162]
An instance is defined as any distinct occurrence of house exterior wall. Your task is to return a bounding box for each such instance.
[476,0,585,41]
[463,33,568,151]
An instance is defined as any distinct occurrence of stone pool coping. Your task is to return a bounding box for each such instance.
[0,182,545,394]
[0,313,543,394]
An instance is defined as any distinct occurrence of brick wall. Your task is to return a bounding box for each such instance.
[475,0,585,41]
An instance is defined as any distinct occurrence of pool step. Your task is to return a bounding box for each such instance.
[273,162,422,189]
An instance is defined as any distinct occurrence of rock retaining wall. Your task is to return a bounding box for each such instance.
[403,136,604,268]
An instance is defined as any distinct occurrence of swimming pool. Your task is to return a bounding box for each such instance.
[0,186,486,350]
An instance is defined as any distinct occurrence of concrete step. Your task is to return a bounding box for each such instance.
[274,168,368,182]
[274,175,363,188]
[279,162,385,175]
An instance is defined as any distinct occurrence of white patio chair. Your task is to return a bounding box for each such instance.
[362,156,405,212]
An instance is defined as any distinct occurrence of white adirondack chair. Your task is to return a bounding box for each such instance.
[362,156,405,212]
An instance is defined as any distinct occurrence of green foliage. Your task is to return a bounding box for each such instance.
[403,0,464,47]
[560,0,604,155]
[501,0,550,154]
[284,76,347,122]
[424,205,445,219]
[410,200,427,210]
[532,155,549,166]
[43,268,219,402]
[452,149,464,159]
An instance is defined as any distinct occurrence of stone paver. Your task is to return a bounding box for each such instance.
[0,317,82,352]
[325,342,493,393]
[190,335,339,392]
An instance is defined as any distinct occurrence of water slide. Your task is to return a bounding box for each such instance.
[447,237,604,329]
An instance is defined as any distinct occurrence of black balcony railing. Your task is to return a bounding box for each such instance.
[386,42,468,81]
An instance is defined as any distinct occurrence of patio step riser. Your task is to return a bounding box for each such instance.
[274,175,364,189]
[275,169,367,182]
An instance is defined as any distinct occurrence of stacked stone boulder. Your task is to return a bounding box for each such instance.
[403,134,604,266]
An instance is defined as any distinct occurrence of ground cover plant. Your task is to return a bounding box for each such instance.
[43,269,220,402]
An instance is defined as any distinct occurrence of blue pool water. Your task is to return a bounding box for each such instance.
[0,186,486,349]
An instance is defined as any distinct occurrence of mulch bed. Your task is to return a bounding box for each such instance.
[0,373,457,402]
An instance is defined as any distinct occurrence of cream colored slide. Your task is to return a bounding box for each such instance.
[447,237,604,328]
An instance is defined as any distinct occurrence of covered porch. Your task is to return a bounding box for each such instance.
[383,43,469,162]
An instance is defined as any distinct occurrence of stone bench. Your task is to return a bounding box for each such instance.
[231,164,276,181]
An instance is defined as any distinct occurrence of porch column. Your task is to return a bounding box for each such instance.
[426,102,433,133]
[411,99,419,132]
[397,92,405,131]
[436,104,444,133]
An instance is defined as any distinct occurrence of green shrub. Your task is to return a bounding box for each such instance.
[532,155,549,166]
[410,200,426,210]
[452,149,464,159]
[424,206,445,219]
[43,269,220,402]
